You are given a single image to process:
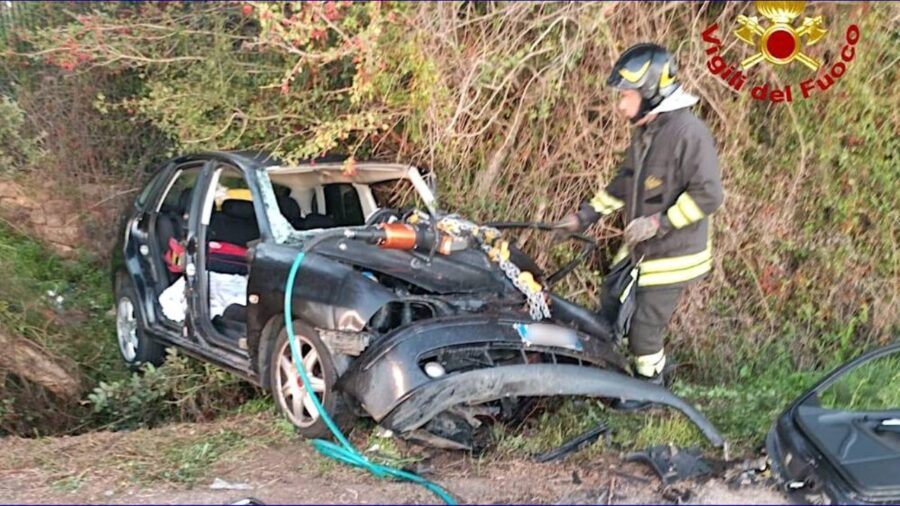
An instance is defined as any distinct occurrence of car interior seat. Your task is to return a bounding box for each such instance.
[208,200,260,247]
[276,194,303,228]
[206,199,255,337]
[296,213,336,230]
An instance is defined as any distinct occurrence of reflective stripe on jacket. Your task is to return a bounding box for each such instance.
[593,108,723,287]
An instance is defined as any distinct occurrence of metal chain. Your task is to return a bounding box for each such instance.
[434,215,551,320]
[484,243,551,320]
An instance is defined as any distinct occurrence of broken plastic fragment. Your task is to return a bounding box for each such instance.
[625,445,713,485]
[533,422,608,463]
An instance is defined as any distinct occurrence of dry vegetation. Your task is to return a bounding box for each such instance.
[0,1,896,448]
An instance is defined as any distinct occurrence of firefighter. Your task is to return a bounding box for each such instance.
[558,43,724,401]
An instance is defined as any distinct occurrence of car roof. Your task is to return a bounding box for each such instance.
[224,150,353,168]
[267,161,416,185]
[168,151,409,171]
[165,151,418,184]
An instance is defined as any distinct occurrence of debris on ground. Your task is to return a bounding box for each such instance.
[660,484,694,504]
[624,445,714,485]
[554,488,609,504]
[210,478,253,491]
[533,422,609,463]
[722,455,772,489]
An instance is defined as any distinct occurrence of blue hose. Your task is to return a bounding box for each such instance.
[283,251,456,505]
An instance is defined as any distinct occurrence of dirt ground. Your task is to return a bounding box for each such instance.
[0,416,788,505]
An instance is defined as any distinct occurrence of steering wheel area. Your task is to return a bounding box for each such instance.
[365,207,401,226]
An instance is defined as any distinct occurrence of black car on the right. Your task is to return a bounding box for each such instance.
[767,342,900,505]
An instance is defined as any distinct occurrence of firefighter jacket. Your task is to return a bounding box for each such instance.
[584,108,724,287]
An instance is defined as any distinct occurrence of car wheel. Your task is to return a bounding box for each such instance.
[114,275,166,371]
[269,321,356,439]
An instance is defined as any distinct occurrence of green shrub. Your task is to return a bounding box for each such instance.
[0,95,43,170]
[1,2,896,446]
[88,349,260,430]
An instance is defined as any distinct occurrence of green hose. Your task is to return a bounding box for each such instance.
[283,250,456,505]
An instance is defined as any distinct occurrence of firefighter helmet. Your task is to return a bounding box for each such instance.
[607,43,680,121]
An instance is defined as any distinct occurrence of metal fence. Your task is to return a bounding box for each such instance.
[0,2,43,41]
[0,1,102,42]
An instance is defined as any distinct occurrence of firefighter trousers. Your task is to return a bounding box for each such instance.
[628,285,685,356]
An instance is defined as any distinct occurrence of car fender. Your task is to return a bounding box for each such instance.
[246,242,398,367]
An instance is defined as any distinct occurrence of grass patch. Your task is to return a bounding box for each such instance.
[672,362,821,449]
[492,399,707,461]
[819,352,900,411]
[233,396,277,416]
[271,415,299,439]
[491,354,833,460]
[494,399,608,458]
[0,221,121,382]
[49,475,83,493]
[0,413,287,488]
[149,429,248,484]
[0,221,264,436]
[606,412,705,451]
[360,423,425,469]
[87,349,259,431]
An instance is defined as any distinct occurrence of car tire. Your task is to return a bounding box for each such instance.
[269,320,356,439]
[114,274,166,371]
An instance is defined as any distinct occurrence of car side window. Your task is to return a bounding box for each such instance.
[137,171,163,207]
[818,351,900,411]
[214,169,252,208]
[158,166,202,214]
[323,183,365,226]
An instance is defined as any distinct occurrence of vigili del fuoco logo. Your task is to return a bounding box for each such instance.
[701,1,860,103]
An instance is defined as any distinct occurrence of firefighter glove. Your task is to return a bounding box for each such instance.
[624,213,661,246]
[554,202,596,235]
[555,212,583,234]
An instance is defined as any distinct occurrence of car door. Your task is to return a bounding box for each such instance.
[119,164,171,322]
[181,161,259,370]
[768,342,900,504]
[138,162,205,335]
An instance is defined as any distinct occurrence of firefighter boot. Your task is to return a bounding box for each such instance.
[610,350,666,411]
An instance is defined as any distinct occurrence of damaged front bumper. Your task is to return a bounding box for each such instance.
[339,315,724,448]
[382,363,724,447]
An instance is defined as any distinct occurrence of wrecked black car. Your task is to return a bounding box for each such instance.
[112,151,723,450]
[767,342,900,504]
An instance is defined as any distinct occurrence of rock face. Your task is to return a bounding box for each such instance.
[0,329,82,400]
[0,180,84,256]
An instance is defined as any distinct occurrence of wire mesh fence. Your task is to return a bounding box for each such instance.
[0,2,130,42]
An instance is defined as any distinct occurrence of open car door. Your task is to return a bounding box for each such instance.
[767,342,900,504]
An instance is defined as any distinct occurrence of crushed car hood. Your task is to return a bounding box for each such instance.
[311,238,514,295]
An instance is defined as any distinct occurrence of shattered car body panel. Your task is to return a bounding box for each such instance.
[767,342,900,504]
[380,363,725,447]
[113,150,724,450]
[338,315,619,420]
[247,242,399,334]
